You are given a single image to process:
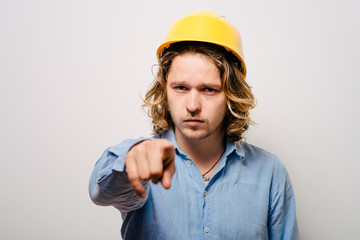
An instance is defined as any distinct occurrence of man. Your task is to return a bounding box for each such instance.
[89,10,299,239]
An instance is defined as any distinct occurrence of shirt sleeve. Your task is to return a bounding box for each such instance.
[268,159,300,240]
[88,137,150,213]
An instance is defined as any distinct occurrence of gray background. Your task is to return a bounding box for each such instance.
[1,0,359,239]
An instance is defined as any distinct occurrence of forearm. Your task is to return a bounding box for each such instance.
[89,138,149,213]
[89,169,149,212]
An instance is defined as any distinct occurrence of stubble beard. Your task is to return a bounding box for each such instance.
[176,118,225,141]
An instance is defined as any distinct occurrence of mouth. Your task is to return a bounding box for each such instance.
[184,118,204,126]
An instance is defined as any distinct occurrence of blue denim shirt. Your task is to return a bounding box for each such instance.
[89,129,299,240]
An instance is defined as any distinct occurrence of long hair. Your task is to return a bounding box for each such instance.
[142,42,255,142]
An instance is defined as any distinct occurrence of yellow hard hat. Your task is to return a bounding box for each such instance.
[157,10,246,76]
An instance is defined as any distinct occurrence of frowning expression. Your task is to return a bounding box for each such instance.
[166,53,227,141]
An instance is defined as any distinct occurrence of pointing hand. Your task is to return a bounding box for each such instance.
[125,139,176,198]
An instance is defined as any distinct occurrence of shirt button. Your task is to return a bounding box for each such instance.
[187,160,192,165]
[203,190,207,196]
[204,227,210,233]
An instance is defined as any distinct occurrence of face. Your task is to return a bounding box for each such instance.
[166,53,227,142]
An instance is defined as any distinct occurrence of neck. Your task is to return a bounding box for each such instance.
[174,128,226,166]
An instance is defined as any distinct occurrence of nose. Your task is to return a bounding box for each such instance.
[186,90,201,114]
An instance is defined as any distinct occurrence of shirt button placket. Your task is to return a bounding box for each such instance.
[203,190,210,238]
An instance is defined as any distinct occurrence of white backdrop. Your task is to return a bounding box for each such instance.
[1,0,359,239]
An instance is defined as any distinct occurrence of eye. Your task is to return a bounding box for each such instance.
[204,88,216,92]
[203,88,218,95]
[174,86,188,92]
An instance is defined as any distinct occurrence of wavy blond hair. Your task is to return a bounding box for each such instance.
[143,42,255,142]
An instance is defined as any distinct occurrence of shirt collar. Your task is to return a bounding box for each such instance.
[224,140,245,161]
[160,128,245,161]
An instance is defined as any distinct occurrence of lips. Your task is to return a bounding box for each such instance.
[184,118,204,126]
[184,118,204,122]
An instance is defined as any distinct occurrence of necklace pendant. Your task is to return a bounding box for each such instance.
[203,176,210,182]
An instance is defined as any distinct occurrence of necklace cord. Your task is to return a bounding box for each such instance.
[201,151,224,178]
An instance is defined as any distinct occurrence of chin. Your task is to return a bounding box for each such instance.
[181,128,213,141]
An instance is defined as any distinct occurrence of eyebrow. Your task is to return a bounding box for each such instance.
[169,81,221,89]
